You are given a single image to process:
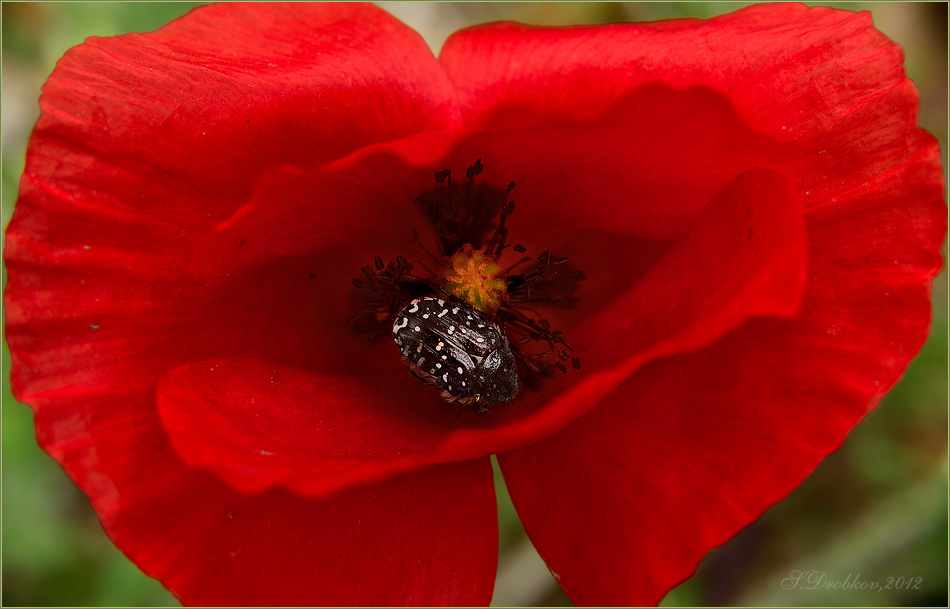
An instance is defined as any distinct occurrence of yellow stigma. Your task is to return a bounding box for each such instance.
[440,244,507,315]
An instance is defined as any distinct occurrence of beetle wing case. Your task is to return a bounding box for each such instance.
[393,297,519,407]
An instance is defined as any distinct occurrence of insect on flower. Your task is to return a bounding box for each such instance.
[392,296,519,411]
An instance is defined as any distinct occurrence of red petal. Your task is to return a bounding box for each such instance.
[189,131,459,277]
[16,348,496,605]
[20,374,496,605]
[5,4,480,604]
[441,3,946,280]
[156,358,459,495]
[4,1,459,489]
[136,455,498,606]
[461,4,948,605]
[480,166,807,453]
[446,84,801,243]
[55,386,497,606]
[441,5,913,141]
[497,335,865,606]
[6,0,462,400]
[22,2,458,236]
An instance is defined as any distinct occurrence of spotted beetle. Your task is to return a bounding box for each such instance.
[392,297,519,410]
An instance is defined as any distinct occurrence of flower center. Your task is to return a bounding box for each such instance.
[350,159,583,413]
[440,244,507,315]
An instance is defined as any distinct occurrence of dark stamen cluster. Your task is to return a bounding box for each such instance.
[351,159,584,400]
[348,255,430,342]
[503,306,581,376]
[414,159,516,259]
[506,250,587,306]
[498,249,585,377]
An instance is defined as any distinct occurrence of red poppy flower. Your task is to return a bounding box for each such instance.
[4,2,945,606]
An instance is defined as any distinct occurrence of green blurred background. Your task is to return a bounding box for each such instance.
[1,2,947,606]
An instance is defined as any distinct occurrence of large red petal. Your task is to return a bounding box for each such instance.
[4,4,480,604]
[157,358,455,495]
[439,3,945,275]
[16,348,497,605]
[465,4,948,605]
[432,85,799,244]
[497,333,867,606]
[18,360,497,605]
[39,387,497,606]
[30,2,459,229]
[5,1,458,496]
[132,455,498,607]
[441,5,915,143]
